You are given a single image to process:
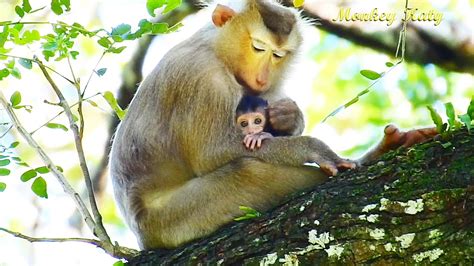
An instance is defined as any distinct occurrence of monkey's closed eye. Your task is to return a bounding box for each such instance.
[254,118,262,124]
[252,44,265,53]
[240,121,249,127]
[273,50,287,59]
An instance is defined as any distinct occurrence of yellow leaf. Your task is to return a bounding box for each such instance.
[293,0,304,7]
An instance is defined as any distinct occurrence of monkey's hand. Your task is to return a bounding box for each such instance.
[267,98,304,135]
[316,158,357,176]
[243,132,274,150]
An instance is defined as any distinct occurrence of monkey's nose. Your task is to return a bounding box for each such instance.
[256,78,267,87]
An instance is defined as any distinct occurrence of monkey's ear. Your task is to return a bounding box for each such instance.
[212,4,236,27]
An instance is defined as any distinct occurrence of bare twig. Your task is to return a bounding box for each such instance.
[67,56,85,140]
[0,226,139,258]
[0,227,102,246]
[34,58,111,246]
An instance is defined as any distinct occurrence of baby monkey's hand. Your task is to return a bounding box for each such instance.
[243,132,273,150]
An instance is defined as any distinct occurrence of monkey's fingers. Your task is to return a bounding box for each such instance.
[257,138,263,148]
[251,138,260,150]
[244,135,253,149]
[319,163,338,176]
[337,160,357,170]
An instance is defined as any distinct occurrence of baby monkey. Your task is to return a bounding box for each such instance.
[236,95,278,150]
[235,95,356,176]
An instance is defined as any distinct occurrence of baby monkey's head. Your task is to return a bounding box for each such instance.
[235,95,269,135]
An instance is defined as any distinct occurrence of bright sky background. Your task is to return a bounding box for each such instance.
[0,0,473,265]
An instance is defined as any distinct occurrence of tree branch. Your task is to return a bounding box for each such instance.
[34,58,111,246]
[128,130,474,265]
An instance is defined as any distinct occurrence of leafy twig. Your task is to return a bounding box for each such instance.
[0,90,96,233]
[34,58,111,246]
[0,54,75,84]
[30,92,101,135]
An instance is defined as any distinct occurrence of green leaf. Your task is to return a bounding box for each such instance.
[385,62,394,67]
[97,37,111,48]
[0,159,10,167]
[70,51,79,59]
[234,205,261,221]
[459,114,472,133]
[10,141,19,148]
[96,68,107,76]
[467,97,474,119]
[111,24,131,36]
[113,261,125,266]
[20,169,37,182]
[360,69,381,80]
[0,182,6,192]
[86,100,98,107]
[22,0,32,13]
[10,91,21,107]
[0,168,11,176]
[0,68,10,80]
[31,177,48,198]
[35,166,50,174]
[46,123,68,131]
[427,105,444,133]
[103,91,126,120]
[11,67,21,79]
[19,58,33,69]
[441,142,452,148]
[146,0,166,17]
[444,102,456,129]
[15,6,25,18]
[162,0,181,14]
[108,46,126,54]
[151,23,169,34]
[51,0,71,15]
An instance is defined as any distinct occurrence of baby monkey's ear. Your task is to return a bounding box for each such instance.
[212,4,236,27]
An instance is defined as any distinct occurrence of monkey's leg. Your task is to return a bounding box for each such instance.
[135,159,327,249]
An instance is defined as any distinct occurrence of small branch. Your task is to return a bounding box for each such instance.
[30,92,102,135]
[34,58,112,246]
[0,124,13,138]
[0,226,139,259]
[83,51,106,96]
[67,56,85,140]
[0,54,75,84]
[0,227,101,247]
[0,90,96,234]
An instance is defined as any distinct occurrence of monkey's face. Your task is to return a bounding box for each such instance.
[236,111,266,135]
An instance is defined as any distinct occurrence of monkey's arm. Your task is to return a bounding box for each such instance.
[267,98,305,136]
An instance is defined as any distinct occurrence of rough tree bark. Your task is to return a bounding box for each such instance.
[127,129,473,265]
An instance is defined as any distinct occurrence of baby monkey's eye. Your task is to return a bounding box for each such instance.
[254,118,262,124]
[240,121,249,127]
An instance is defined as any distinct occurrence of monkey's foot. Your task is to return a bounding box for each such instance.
[382,124,438,151]
[319,163,339,176]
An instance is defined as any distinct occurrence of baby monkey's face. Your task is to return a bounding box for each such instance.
[237,111,266,135]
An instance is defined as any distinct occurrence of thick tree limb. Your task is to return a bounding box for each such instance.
[128,129,473,265]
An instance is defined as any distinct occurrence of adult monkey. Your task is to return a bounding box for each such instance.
[110,0,437,249]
